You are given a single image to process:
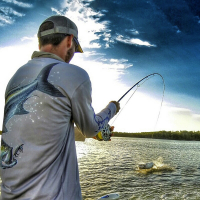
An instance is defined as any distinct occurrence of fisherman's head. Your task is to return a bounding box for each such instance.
[37,15,83,63]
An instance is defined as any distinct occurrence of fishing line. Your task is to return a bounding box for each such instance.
[111,85,139,125]
[112,74,154,125]
[111,73,165,130]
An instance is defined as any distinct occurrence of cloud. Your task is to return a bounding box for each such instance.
[157,105,200,131]
[0,0,32,26]
[2,0,33,8]
[20,34,37,42]
[115,11,134,24]
[83,51,105,57]
[193,114,200,119]
[51,0,112,49]
[0,6,25,26]
[0,7,25,17]
[0,14,13,26]
[0,9,24,26]
[51,1,156,51]
[108,58,133,69]
[125,28,139,35]
[75,55,133,70]
[116,34,157,47]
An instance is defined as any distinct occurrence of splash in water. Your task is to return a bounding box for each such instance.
[136,157,175,174]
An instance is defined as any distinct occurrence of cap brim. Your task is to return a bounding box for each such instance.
[74,37,83,53]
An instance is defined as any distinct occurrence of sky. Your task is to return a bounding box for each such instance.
[0,0,200,133]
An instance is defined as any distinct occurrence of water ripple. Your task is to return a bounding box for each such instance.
[76,138,200,199]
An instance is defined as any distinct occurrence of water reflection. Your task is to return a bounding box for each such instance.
[76,137,200,200]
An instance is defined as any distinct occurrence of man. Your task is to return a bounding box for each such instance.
[0,15,120,199]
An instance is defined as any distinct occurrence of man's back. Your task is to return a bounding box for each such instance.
[1,15,119,200]
[0,56,86,199]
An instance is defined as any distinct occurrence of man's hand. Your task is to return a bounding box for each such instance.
[110,101,120,114]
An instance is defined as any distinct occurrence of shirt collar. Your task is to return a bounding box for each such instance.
[31,51,65,62]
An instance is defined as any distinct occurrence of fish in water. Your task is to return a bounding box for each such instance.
[1,62,65,169]
[2,62,65,133]
[138,162,154,169]
[137,157,175,174]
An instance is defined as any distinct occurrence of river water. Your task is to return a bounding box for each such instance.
[77,137,200,200]
[0,137,200,200]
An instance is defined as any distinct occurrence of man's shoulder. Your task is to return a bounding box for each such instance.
[56,62,90,81]
[59,62,87,73]
[28,57,90,81]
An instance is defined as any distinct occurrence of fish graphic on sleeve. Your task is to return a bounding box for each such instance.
[1,62,65,169]
[2,62,65,133]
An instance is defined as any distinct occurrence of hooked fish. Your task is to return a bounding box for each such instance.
[138,162,154,169]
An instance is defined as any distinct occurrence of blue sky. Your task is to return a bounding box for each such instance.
[0,0,200,132]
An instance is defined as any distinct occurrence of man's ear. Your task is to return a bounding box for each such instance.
[66,35,74,48]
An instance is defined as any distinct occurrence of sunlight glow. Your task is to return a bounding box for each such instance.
[1,40,200,132]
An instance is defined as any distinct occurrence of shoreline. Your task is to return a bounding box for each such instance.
[113,130,200,141]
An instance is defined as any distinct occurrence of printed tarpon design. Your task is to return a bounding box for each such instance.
[1,62,65,169]
[2,63,65,133]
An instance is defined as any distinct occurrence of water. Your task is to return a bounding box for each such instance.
[76,137,200,200]
[1,138,200,199]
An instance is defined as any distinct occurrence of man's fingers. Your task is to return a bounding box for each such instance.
[110,126,114,138]
[110,126,114,132]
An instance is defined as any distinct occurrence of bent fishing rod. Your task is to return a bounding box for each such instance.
[117,73,165,102]
[95,73,165,141]
[112,73,165,129]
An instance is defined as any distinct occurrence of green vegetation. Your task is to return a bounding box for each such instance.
[113,130,200,141]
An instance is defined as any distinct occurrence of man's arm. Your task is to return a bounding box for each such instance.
[71,79,118,138]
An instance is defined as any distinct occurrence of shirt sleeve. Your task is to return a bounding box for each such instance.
[71,79,117,138]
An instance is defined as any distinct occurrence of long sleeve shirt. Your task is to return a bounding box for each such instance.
[0,51,116,200]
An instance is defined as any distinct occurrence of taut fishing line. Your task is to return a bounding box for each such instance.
[96,73,165,141]
[111,73,165,130]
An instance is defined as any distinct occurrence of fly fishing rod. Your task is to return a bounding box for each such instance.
[95,73,165,141]
[117,73,165,102]
[112,73,165,126]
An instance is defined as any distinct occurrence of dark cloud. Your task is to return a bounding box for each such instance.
[88,0,200,103]
[0,0,200,111]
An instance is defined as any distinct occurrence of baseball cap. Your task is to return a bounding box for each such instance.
[37,15,83,53]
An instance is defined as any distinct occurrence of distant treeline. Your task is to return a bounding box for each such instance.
[113,131,200,141]
[1,130,200,141]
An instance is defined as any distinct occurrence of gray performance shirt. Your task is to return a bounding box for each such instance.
[0,51,117,200]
